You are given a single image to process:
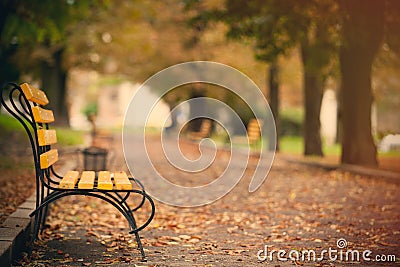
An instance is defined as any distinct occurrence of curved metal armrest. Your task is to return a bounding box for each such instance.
[50,166,63,179]
[129,177,146,192]
[50,147,81,178]
[128,191,156,234]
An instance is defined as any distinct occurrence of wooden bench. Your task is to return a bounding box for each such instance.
[187,118,212,140]
[230,118,263,146]
[0,82,155,261]
[247,118,263,144]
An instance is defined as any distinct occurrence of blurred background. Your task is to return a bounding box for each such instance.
[0,0,399,169]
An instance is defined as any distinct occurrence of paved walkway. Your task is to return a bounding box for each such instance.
[16,136,400,266]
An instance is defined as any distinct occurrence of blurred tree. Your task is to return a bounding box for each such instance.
[0,1,20,86]
[338,0,400,166]
[373,47,400,134]
[68,1,162,80]
[72,0,218,80]
[268,61,279,151]
[0,0,107,125]
[186,0,339,156]
[385,0,400,54]
[69,0,267,134]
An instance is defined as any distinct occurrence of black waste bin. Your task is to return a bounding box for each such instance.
[82,146,108,171]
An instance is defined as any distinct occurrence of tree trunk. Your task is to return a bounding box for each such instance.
[188,85,206,132]
[339,0,384,166]
[303,72,324,156]
[0,2,19,85]
[301,46,324,157]
[268,61,280,151]
[41,48,69,126]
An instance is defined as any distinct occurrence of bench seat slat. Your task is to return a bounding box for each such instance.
[59,171,80,189]
[98,171,113,190]
[20,83,49,106]
[37,129,57,146]
[78,171,95,189]
[113,171,133,190]
[40,149,58,169]
[32,106,54,123]
[57,170,134,191]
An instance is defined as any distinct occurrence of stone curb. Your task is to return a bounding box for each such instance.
[0,197,35,267]
[340,163,400,183]
[185,138,400,183]
[282,157,400,184]
[0,160,77,266]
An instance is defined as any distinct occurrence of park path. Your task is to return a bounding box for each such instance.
[17,135,400,266]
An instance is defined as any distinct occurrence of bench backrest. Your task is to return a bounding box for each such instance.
[247,118,262,144]
[197,119,212,138]
[0,82,59,183]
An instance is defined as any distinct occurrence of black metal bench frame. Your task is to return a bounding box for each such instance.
[0,82,155,261]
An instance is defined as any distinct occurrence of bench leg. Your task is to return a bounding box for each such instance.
[40,204,50,234]
[40,187,51,234]
[134,231,146,262]
[27,211,41,257]
[125,202,147,261]
[31,190,155,260]
[116,190,155,262]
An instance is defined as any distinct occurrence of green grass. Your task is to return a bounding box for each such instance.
[0,114,84,146]
[279,136,303,153]
[97,76,124,86]
[280,108,304,124]
[379,150,400,157]
[55,128,84,146]
[279,136,400,158]
[0,114,26,131]
[0,156,33,170]
[279,136,341,155]
[210,133,229,145]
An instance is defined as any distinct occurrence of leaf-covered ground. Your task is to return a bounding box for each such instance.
[0,157,35,223]
[0,129,36,223]
[12,137,400,266]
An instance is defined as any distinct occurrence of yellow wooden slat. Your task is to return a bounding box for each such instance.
[31,106,54,123]
[37,129,57,146]
[40,149,58,169]
[113,171,132,190]
[20,83,49,106]
[247,119,262,143]
[248,125,260,130]
[98,171,113,190]
[59,171,80,189]
[78,171,95,189]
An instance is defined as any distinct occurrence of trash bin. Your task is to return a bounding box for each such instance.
[82,146,108,171]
